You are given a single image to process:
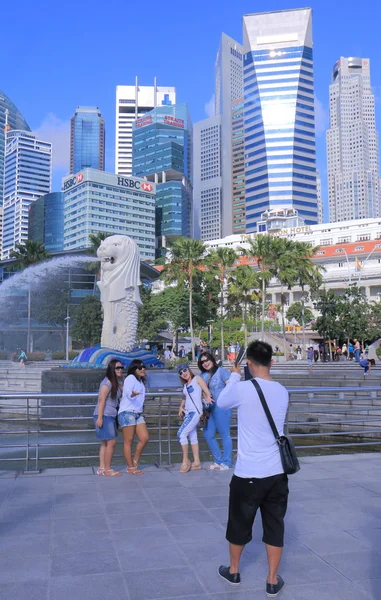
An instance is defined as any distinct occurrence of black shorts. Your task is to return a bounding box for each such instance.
[226,473,289,548]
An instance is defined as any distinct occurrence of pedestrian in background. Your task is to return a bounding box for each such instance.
[307,346,314,371]
[354,340,361,363]
[94,359,123,477]
[217,341,289,598]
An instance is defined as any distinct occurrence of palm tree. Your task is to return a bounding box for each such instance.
[206,247,237,361]
[10,241,51,352]
[162,237,207,360]
[87,232,109,276]
[241,235,276,339]
[228,265,260,347]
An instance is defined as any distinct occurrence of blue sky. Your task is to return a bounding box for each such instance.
[3,0,381,219]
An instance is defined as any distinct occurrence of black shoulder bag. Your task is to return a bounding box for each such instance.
[186,385,210,428]
[251,379,300,475]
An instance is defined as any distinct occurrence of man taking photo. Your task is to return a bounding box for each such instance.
[217,340,289,598]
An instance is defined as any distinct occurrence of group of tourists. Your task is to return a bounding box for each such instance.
[93,340,289,597]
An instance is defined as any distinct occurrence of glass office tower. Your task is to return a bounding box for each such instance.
[132,103,192,242]
[0,92,31,205]
[28,192,65,252]
[243,8,318,233]
[70,107,105,174]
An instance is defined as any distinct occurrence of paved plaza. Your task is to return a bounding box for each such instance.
[0,454,381,600]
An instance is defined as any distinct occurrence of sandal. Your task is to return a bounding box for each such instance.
[103,469,122,477]
[208,463,222,471]
[96,468,105,476]
[127,466,144,475]
[179,460,191,474]
[191,463,201,470]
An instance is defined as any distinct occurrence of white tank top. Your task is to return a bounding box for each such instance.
[183,377,203,415]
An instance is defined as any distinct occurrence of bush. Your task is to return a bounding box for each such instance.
[376,348,381,361]
[0,351,10,360]
[52,351,80,360]
[273,352,284,356]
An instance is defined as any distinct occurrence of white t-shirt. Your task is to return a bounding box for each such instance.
[218,373,289,479]
[164,350,171,360]
[119,374,146,414]
[183,376,203,415]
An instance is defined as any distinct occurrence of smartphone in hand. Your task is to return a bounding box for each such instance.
[235,347,246,367]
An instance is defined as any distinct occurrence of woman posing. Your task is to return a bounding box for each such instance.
[198,352,232,471]
[177,364,213,473]
[94,359,124,477]
[118,360,149,475]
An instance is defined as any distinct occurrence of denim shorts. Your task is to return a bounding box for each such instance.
[93,415,118,441]
[118,411,145,428]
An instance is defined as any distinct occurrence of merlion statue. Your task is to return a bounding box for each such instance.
[97,235,142,352]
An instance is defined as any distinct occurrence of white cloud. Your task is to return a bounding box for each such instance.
[35,113,70,171]
[204,95,215,118]
[314,95,328,137]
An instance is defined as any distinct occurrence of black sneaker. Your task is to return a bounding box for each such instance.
[266,575,284,597]
[218,565,241,586]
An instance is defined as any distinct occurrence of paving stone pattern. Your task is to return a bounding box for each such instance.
[0,455,381,599]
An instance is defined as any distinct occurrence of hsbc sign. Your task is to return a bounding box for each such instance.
[63,173,154,194]
[116,177,153,193]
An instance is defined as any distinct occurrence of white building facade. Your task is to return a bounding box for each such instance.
[115,79,176,177]
[316,170,323,223]
[62,169,156,261]
[193,115,222,241]
[327,57,381,222]
[2,130,52,260]
[242,8,318,233]
[205,217,381,305]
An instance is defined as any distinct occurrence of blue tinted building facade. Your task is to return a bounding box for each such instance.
[132,104,192,242]
[28,192,65,252]
[0,92,30,206]
[70,107,105,174]
[243,9,318,233]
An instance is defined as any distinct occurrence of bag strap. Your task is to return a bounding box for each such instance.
[186,384,201,415]
[251,379,280,441]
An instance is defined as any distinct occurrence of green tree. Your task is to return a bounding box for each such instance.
[337,286,371,345]
[206,247,237,360]
[10,241,51,352]
[228,265,260,347]
[241,235,276,339]
[313,289,341,355]
[162,238,207,360]
[286,302,314,326]
[71,295,103,347]
[87,232,109,275]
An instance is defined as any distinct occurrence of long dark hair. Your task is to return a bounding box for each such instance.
[127,359,146,384]
[198,352,218,377]
[105,359,122,400]
[179,367,196,385]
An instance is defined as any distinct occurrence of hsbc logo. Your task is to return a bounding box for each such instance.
[76,173,84,183]
[142,182,153,192]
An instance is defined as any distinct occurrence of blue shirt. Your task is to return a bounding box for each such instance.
[201,367,231,401]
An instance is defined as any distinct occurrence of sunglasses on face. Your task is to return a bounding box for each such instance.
[137,366,146,370]
[115,366,124,371]
[200,358,210,364]
[179,368,188,376]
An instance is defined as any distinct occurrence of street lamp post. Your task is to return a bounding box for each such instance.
[338,248,352,287]
[65,309,71,362]
[357,246,379,290]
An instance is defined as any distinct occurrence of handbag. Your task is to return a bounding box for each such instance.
[186,384,210,428]
[251,379,300,475]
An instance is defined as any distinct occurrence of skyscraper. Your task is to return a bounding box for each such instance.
[215,34,244,237]
[327,57,380,222]
[316,170,323,223]
[115,79,176,177]
[242,8,318,233]
[193,115,222,241]
[0,92,30,205]
[231,98,246,233]
[28,192,65,252]
[70,107,105,174]
[132,104,192,245]
[2,130,52,260]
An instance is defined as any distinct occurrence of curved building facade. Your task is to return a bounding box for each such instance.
[0,92,31,205]
[28,192,65,252]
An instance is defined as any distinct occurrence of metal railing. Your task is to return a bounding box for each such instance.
[0,386,381,472]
